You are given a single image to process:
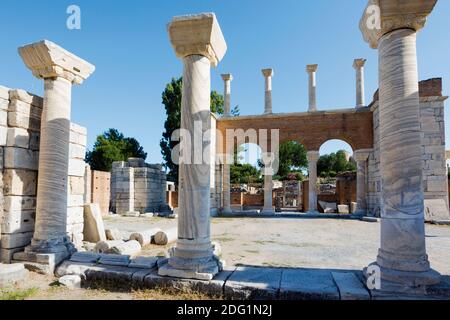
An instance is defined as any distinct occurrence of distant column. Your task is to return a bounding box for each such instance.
[221,74,233,117]
[353,149,371,215]
[262,68,274,114]
[307,151,320,213]
[306,64,318,112]
[353,59,366,108]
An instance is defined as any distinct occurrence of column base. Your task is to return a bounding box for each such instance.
[261,207,275,216]
[307,210,320,215]
[12,237,75,275]
[363,261,441,296]
[158,239,224,281]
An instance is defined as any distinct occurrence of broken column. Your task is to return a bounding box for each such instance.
[307,151,320,213]
[15,40,94,271]
[360,0,440,293]
[158,13,227,280]
[353,58,367,108]
[353,149,371,215]
[262,68,273,114]
[306,64,318,112]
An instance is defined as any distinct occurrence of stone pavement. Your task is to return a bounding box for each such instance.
[57,252,450,300]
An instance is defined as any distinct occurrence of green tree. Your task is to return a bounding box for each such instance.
[230,164,261,184]
[160,77,239,183]
[86,128,147,171]
[317,150,356,178]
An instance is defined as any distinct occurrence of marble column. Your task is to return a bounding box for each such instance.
[360,0,440,294]
[262,170,274,215]
[16,40,94,269]
[307,151,320,213]
[306,64,318,112]
[221,74,232,117]
[262,68,273,114]
[353,149,371,215]
[222,163,232,214]
[159,13,227,280]
[353,58,366,108]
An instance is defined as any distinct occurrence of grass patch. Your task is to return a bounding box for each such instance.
[0,287,38,300]
[133,288,222,300]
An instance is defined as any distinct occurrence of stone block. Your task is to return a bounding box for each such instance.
[338,205,350,214]
[0,98,8,112]
[0,86,9,100]
[83,203,107,243]
[0,248,23,263]
[427,179,447,192]
[6,127,29,148]
[129,256,158,269]
[68,195,84,207]
[59,275,81,289]
[224,266,282,299]
[0,126,6,146]
[69,159,86,177]
[98,254,131,267]
[0,263,29,287]
[70,122,87,136]
[0,232,33,249]
[69,143,86,160]
[70,252,102,264]
[3,196,36,211]
[424,199,449,221]
[67,207,84,225]
[1,210,35,234]
[68,176,85,195]
[69,130,87,147]
[9,89,43,107]
[3,147,39,170]
[29,131,40,150]
[279,268,340,300]
[331,272,370,300]
[3,169,37,196]
[7,109,41,131]
[109,240,141,256]
[0,109,6,127]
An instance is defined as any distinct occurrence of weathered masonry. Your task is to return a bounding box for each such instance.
[215,79,449,221]
[110,158,170,215]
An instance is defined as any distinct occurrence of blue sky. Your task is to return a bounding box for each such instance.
[1,0,450,165]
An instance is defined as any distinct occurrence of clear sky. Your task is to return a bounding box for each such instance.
[1,0,450,165]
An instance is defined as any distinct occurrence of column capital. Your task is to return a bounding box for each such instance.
[262,68,274,78]
[353,149,372,162]
[306,64,318,73]
[168,13,227,67]
[353,58,367,69]
[221,74,233,82]
[19,40,95,85]
[359,0,437,49]
[306,150,320,162]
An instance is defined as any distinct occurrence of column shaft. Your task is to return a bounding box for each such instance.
[376,28,439,288]
[262,173,274,213]
[33,77,72,244]
[356,67,365,107]
[222,164,232,213]
[308,72,316,111]
[307,151,319,213]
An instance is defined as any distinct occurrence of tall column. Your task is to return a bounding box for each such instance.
[159,13,227,280]
[360,0,440,294]
[353,58,366,108]
[306,64,318,112]
[354,149,371,215]
[15,40,94,271]
[307,151,320,213]
[221,74,232,117]
[262,68,273,114]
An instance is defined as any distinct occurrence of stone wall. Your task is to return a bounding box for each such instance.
[367,79,449,220]
[0,86,88,262]
[110,158,168,214]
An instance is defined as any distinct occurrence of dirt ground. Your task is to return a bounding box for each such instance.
[2,216,449,300]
